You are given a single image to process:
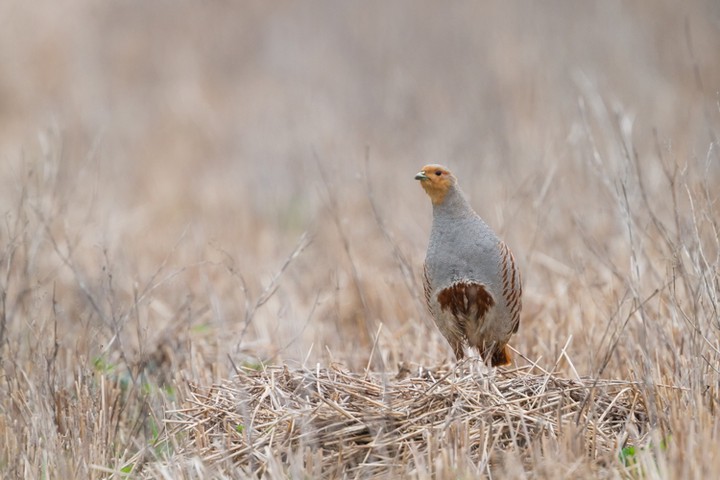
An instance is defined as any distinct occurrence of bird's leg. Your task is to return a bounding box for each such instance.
[453,343,465,362]
[453,345,475,378]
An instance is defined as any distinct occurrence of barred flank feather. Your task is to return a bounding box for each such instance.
[499,241,522,334]
[422,262,432,308]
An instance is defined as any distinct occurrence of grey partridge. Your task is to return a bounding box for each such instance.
[415,164,522,366]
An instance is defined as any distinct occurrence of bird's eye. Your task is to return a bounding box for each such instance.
[435,170,442,176]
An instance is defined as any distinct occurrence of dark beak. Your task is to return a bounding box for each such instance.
[414,171,428,181]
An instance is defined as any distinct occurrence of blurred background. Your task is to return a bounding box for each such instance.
[0,0,718,373]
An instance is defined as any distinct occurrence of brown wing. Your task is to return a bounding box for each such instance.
[499,241,522,334]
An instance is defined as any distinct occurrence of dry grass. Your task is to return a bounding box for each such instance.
[1,1,719,478]
[145,363,650,478]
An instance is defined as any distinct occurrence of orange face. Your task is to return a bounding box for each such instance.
[415,164,456,205]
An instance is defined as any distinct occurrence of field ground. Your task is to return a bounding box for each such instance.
[1,1,719,478]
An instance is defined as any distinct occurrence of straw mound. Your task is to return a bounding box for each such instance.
[160,362,648,477]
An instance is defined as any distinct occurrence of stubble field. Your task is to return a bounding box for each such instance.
[0,1,719,478]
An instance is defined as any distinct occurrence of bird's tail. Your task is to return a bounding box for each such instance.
[491,345,512,367]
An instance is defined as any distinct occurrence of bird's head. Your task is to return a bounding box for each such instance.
[414,164,457,205]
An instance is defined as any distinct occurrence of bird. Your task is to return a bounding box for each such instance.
[415,164,522,366]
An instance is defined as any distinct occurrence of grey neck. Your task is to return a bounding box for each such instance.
[432,185,474,220]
